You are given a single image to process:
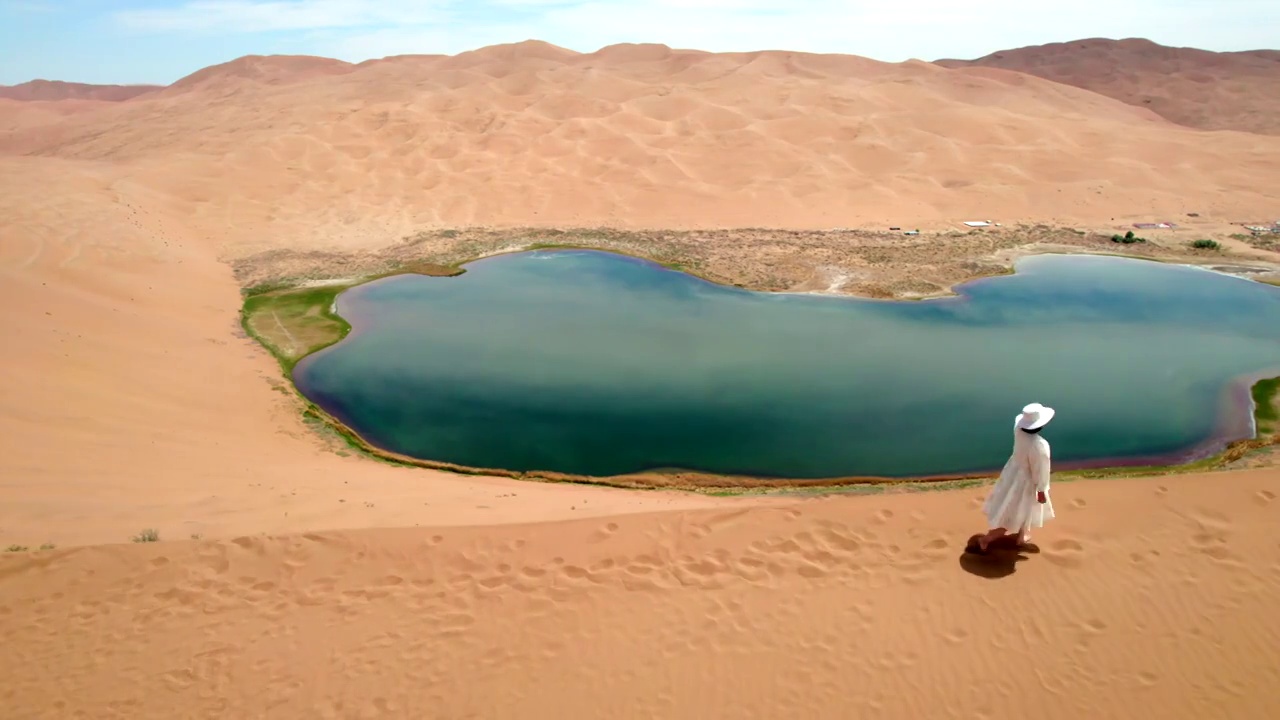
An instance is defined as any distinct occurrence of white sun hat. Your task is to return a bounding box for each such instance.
[1015,402,1056,430]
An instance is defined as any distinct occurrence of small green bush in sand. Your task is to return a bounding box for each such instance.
[5,544,28,553]
[1111,230,1147,245]
[132,528,160,543]
[1190,239,1221,251]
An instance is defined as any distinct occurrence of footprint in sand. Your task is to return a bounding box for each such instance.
[733,556,773,584]
[1070,497,1087,509]
[686,523,712,540]
[921,537,950,559]
[1190,530,1236,563]
[1081,617,1107,633]
[819,527,863,553]
[478,574,510,590]
[1045,538,1085,568]
[625,554,661,576]
[679,556,729,579]
[1255,489,1276,506]
[588,521,620,543]
[796,562,828,579]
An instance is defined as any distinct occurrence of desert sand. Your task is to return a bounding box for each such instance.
[0,79,161,102]
[2,39,1279,718]
[3,470,1278,718]
[938,38,1280,135]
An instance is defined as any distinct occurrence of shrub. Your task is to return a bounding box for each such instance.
[1111,230,1147,245]
[1190,239,1221,250]
[132,528,160,543]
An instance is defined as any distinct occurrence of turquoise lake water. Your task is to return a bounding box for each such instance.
[292,250,1280,478]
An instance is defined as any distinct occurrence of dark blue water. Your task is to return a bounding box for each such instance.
[293,251,1280,478]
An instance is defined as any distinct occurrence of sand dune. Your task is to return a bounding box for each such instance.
[0,78,161,102]
[3,468,1278,718]
[3,40,1279,251]
[1,38,1279,718]
[937,38,1280,135]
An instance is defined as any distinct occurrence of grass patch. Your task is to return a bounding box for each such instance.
[132,528,160,543]
[241,279,294,297]
[1253,376,1279,434]
[241,285,352,373]
[240,262,465,374]
[386,261,464,278]
[2,543,54,552]
[1190,239,1221,251]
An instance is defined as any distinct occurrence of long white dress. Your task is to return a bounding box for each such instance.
[982,426,1055,532]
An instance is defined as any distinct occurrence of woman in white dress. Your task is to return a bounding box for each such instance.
[977,402,1056,551]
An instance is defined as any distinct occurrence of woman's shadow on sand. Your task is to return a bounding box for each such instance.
[959,534,1041,579]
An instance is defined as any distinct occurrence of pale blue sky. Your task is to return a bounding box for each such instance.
[2,0,1276,85]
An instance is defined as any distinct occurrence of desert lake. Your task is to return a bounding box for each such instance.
[292,250,1280,479]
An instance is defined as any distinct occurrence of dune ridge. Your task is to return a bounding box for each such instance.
[3,39,1280,253]
[937,37,1280,135]
[0,78,162,102]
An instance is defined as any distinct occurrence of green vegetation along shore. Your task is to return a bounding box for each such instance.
[240,262,462,372]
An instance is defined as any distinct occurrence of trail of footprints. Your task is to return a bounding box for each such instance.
[51,517,1055,636]
[60,486,1280,640]
[92,512,967,630]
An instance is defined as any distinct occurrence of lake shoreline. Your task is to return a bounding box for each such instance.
[277,384,1280,494]
[242,242,1280,494]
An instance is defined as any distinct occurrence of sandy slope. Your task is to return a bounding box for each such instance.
[3,41,1280,249]
[3,467,1278,718]
[1,39,1279,718]
[937,38,1280,135]
[0,79,161,102]
[0,156,730,549]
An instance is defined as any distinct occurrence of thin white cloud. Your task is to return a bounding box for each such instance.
[114,0,451,32]
[3,0,59,12]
